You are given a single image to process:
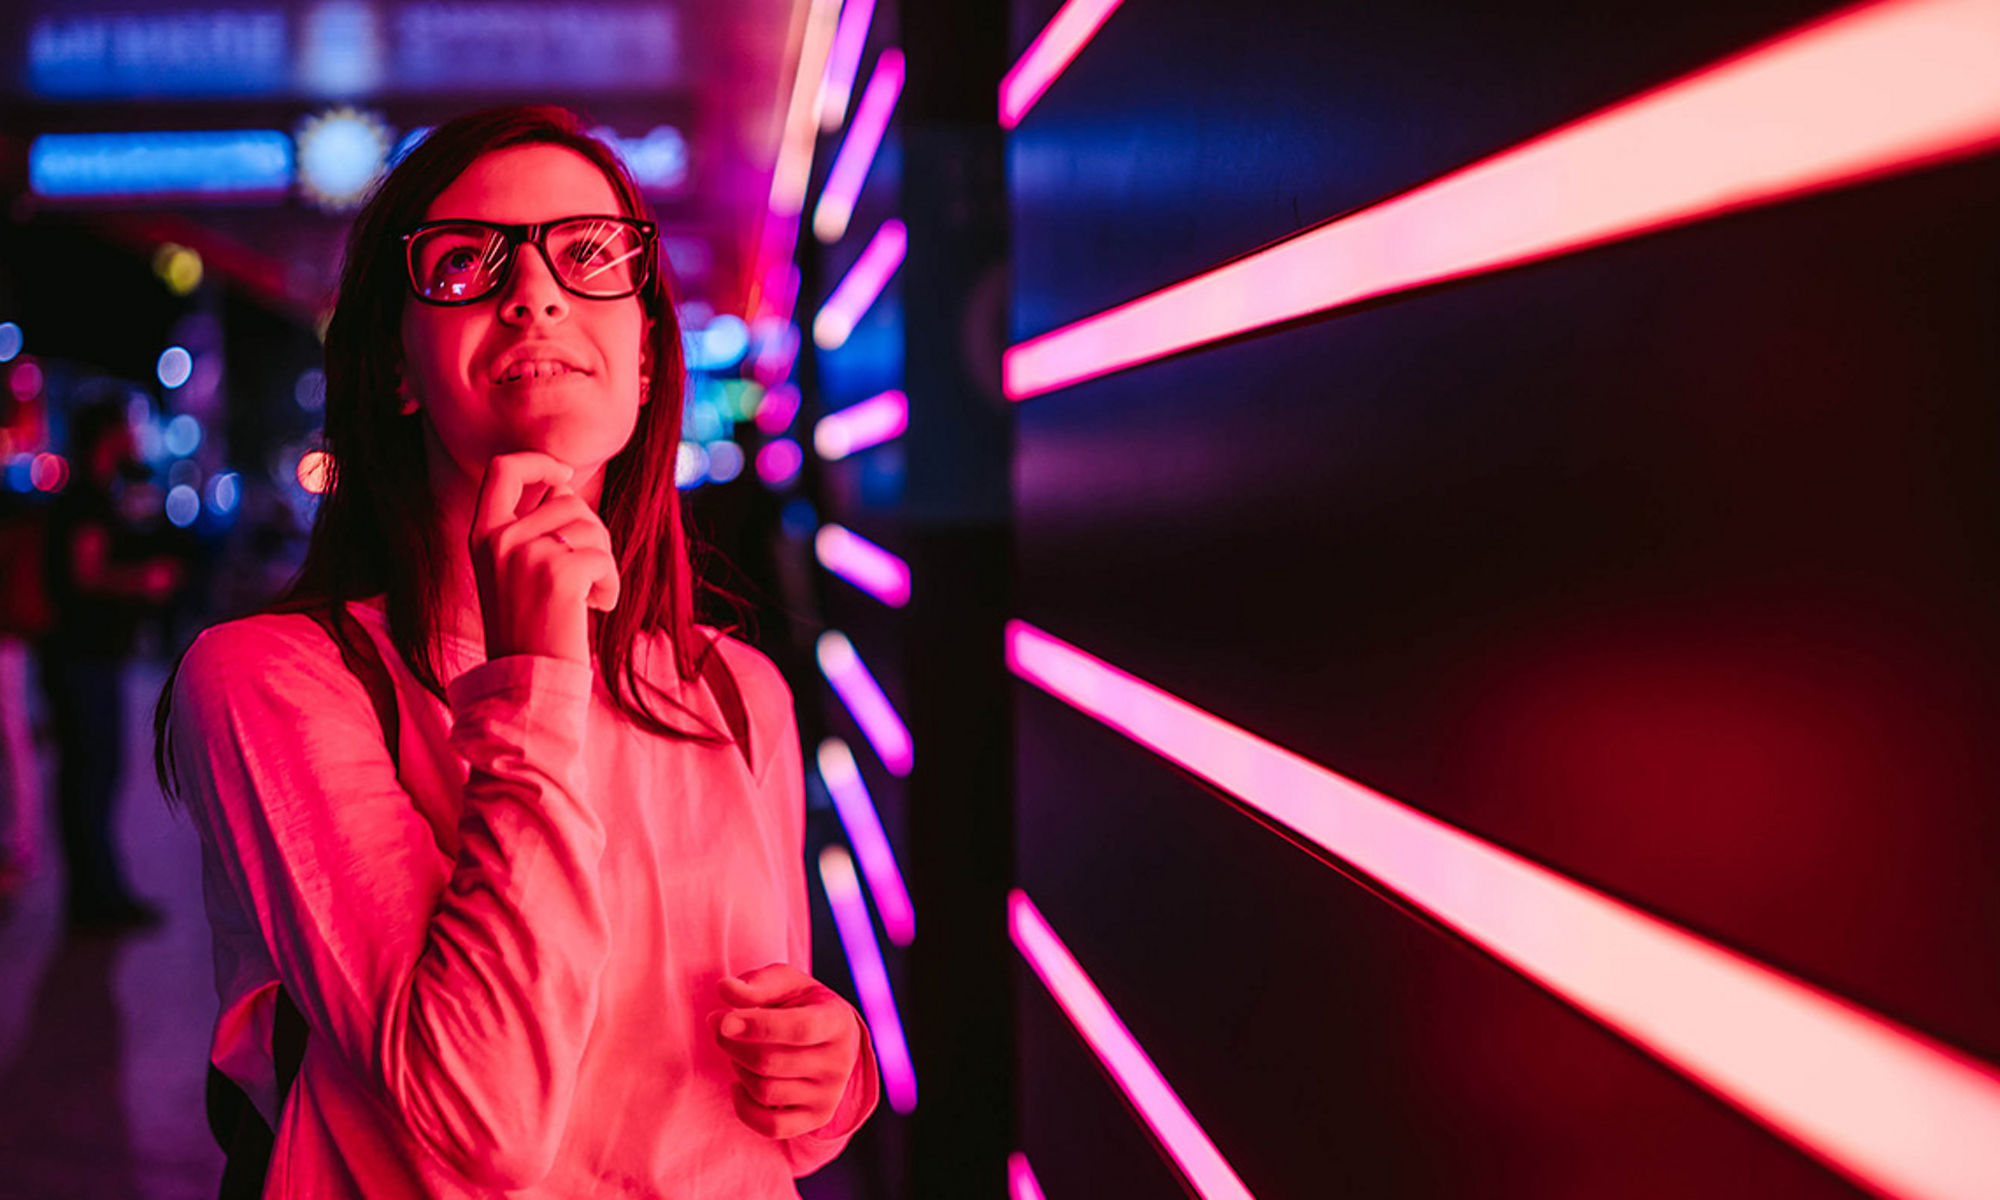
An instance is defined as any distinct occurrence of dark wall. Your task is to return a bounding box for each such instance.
[1009,1,1999,1196]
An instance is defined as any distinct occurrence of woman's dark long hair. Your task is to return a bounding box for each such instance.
[157,105,735,808]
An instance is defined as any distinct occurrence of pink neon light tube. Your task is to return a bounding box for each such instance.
[1006,620,2000,1200]
[816,631,913,775]
[818,845,917,1113]
[813,219,906,350]
[1004,0,2000,399]
[754,383,802,434]
[814,49,905,243]
[816,738,915,944]
[814,389,908,460]
[1008,1152,1049,1200]
[816,0,879,131]
[768,0,843,218]
[815,523,912,607]
[999,0,1125,129]
[1011,891,1256,1200]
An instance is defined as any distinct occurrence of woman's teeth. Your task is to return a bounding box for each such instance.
[498,361,577,383]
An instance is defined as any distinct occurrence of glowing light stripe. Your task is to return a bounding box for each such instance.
[1006,620,2000,1200]
[819,845,918,1113]
[1004,0,2000,399]
[817,631,913,775]
[769,0,843,218]
[814,219,907,350]
[814,49,906,243]
[814,389,908,460]
[817,738,916,944]
[815,523,912,607]
[1008,1152,1049,1200]
[818,0,881,131]
[755,383,803,434]
[1011,891,1256,1200]
[999,0,1125,130]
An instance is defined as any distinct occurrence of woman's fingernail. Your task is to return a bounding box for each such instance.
[721,1015,748,1038]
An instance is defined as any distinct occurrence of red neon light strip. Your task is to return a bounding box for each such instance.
[814,388,908,460]
[1006,620,2000,1200]
[1008,1152,1050,1200]
[999,0,1126,130]
[815,523,912,607]
[817,0,879,131]
[1011,891,1257,1200]
[814,49,905,243]
[813,219,907,350]
[1004,0,2000,399]
[819,845,918,1113]
[817,737,916,944]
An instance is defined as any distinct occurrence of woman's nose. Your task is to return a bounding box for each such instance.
[497,242,570,324]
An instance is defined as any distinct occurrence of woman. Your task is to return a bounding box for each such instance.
[155,107,877,1197]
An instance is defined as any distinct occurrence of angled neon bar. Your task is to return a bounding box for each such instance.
[816,738,915,945]
[999,0,1126,129]
[814,219,907,350]
[814,49,905,243]
[1011,891,1256,1200]
[1008,1152,1049,1200]
[817,0,879,131]
[814,389,908,460]
[768,0,843,218]
[815,523,912,607]
[819,845,917,1113]
[817,631,913,775]
[1006,620,2000,1200]
[1005,0,2000,399]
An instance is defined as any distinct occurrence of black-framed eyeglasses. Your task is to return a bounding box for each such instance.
[401,215,657,306]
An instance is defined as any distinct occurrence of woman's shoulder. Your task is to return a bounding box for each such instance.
[693,626,794,720]
[176,609,356,704]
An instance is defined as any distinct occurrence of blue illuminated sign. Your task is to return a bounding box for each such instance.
[395,4,679,92]
[594,125,689,192]
[29,10,288,98]
[30,131,294,200]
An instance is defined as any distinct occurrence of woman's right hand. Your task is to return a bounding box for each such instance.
[469,452,621,664]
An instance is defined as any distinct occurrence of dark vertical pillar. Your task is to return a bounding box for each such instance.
[899,1,1012,1196]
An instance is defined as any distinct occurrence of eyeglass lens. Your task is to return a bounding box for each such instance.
[409,219,647,303]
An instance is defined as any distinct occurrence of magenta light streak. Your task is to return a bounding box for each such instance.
[999,0,1125,129]
[1004,0,2000,399]
[751,320,801,387]
[814,389,908,460]
[755,383,803,434]
[1008,1153,1049,1200]
[813,219,906,350]
[817,738,915,944]
[1005,620,2000,1200]
[755,438,803,487]
[1011,891,1256,1200]
[816,0,879,131]
[818,845,917,1113]
[817,631,913,775]
[814,49,905,243]
[815,523,912,607]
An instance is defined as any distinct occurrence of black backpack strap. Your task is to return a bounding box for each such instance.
[211,601,401,1198]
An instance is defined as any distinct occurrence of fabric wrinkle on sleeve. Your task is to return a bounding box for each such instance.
[173,622,614,1192]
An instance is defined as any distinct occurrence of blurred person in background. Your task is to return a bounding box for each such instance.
[155,107,875,1197]
[39,399,185,930]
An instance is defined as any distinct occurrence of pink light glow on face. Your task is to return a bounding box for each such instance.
[813,219,906,350]
[816,738,915,944]
[815,523,912,607]
[1008,1152,1049,1200]
[1005,620,2000,1200]
[1010,891,1257,1200]
[813,389,908,460]
[1004,0,2000,399]
[816,0,879,131]
[999,0,1125,129]
[755,383,803,434]
[817,631,913,775]
[814,49,905,243]
[755,437,803,487]
[818,845,917,1113]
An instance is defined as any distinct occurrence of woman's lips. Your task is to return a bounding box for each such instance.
[493,360,588,384]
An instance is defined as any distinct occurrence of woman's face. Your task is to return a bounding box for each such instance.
[399,143,651,496]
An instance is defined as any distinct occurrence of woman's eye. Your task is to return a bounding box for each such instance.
[564,239,608,265]
[442,248,480,274]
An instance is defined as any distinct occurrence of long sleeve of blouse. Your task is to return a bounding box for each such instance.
[173,606,876,1198]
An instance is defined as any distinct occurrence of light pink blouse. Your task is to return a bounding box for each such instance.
[171,597,877,1198]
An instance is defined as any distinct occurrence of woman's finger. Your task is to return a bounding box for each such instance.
[715,1036,845,1083]
[471,452,573,548]
[718,1002,848,1048]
